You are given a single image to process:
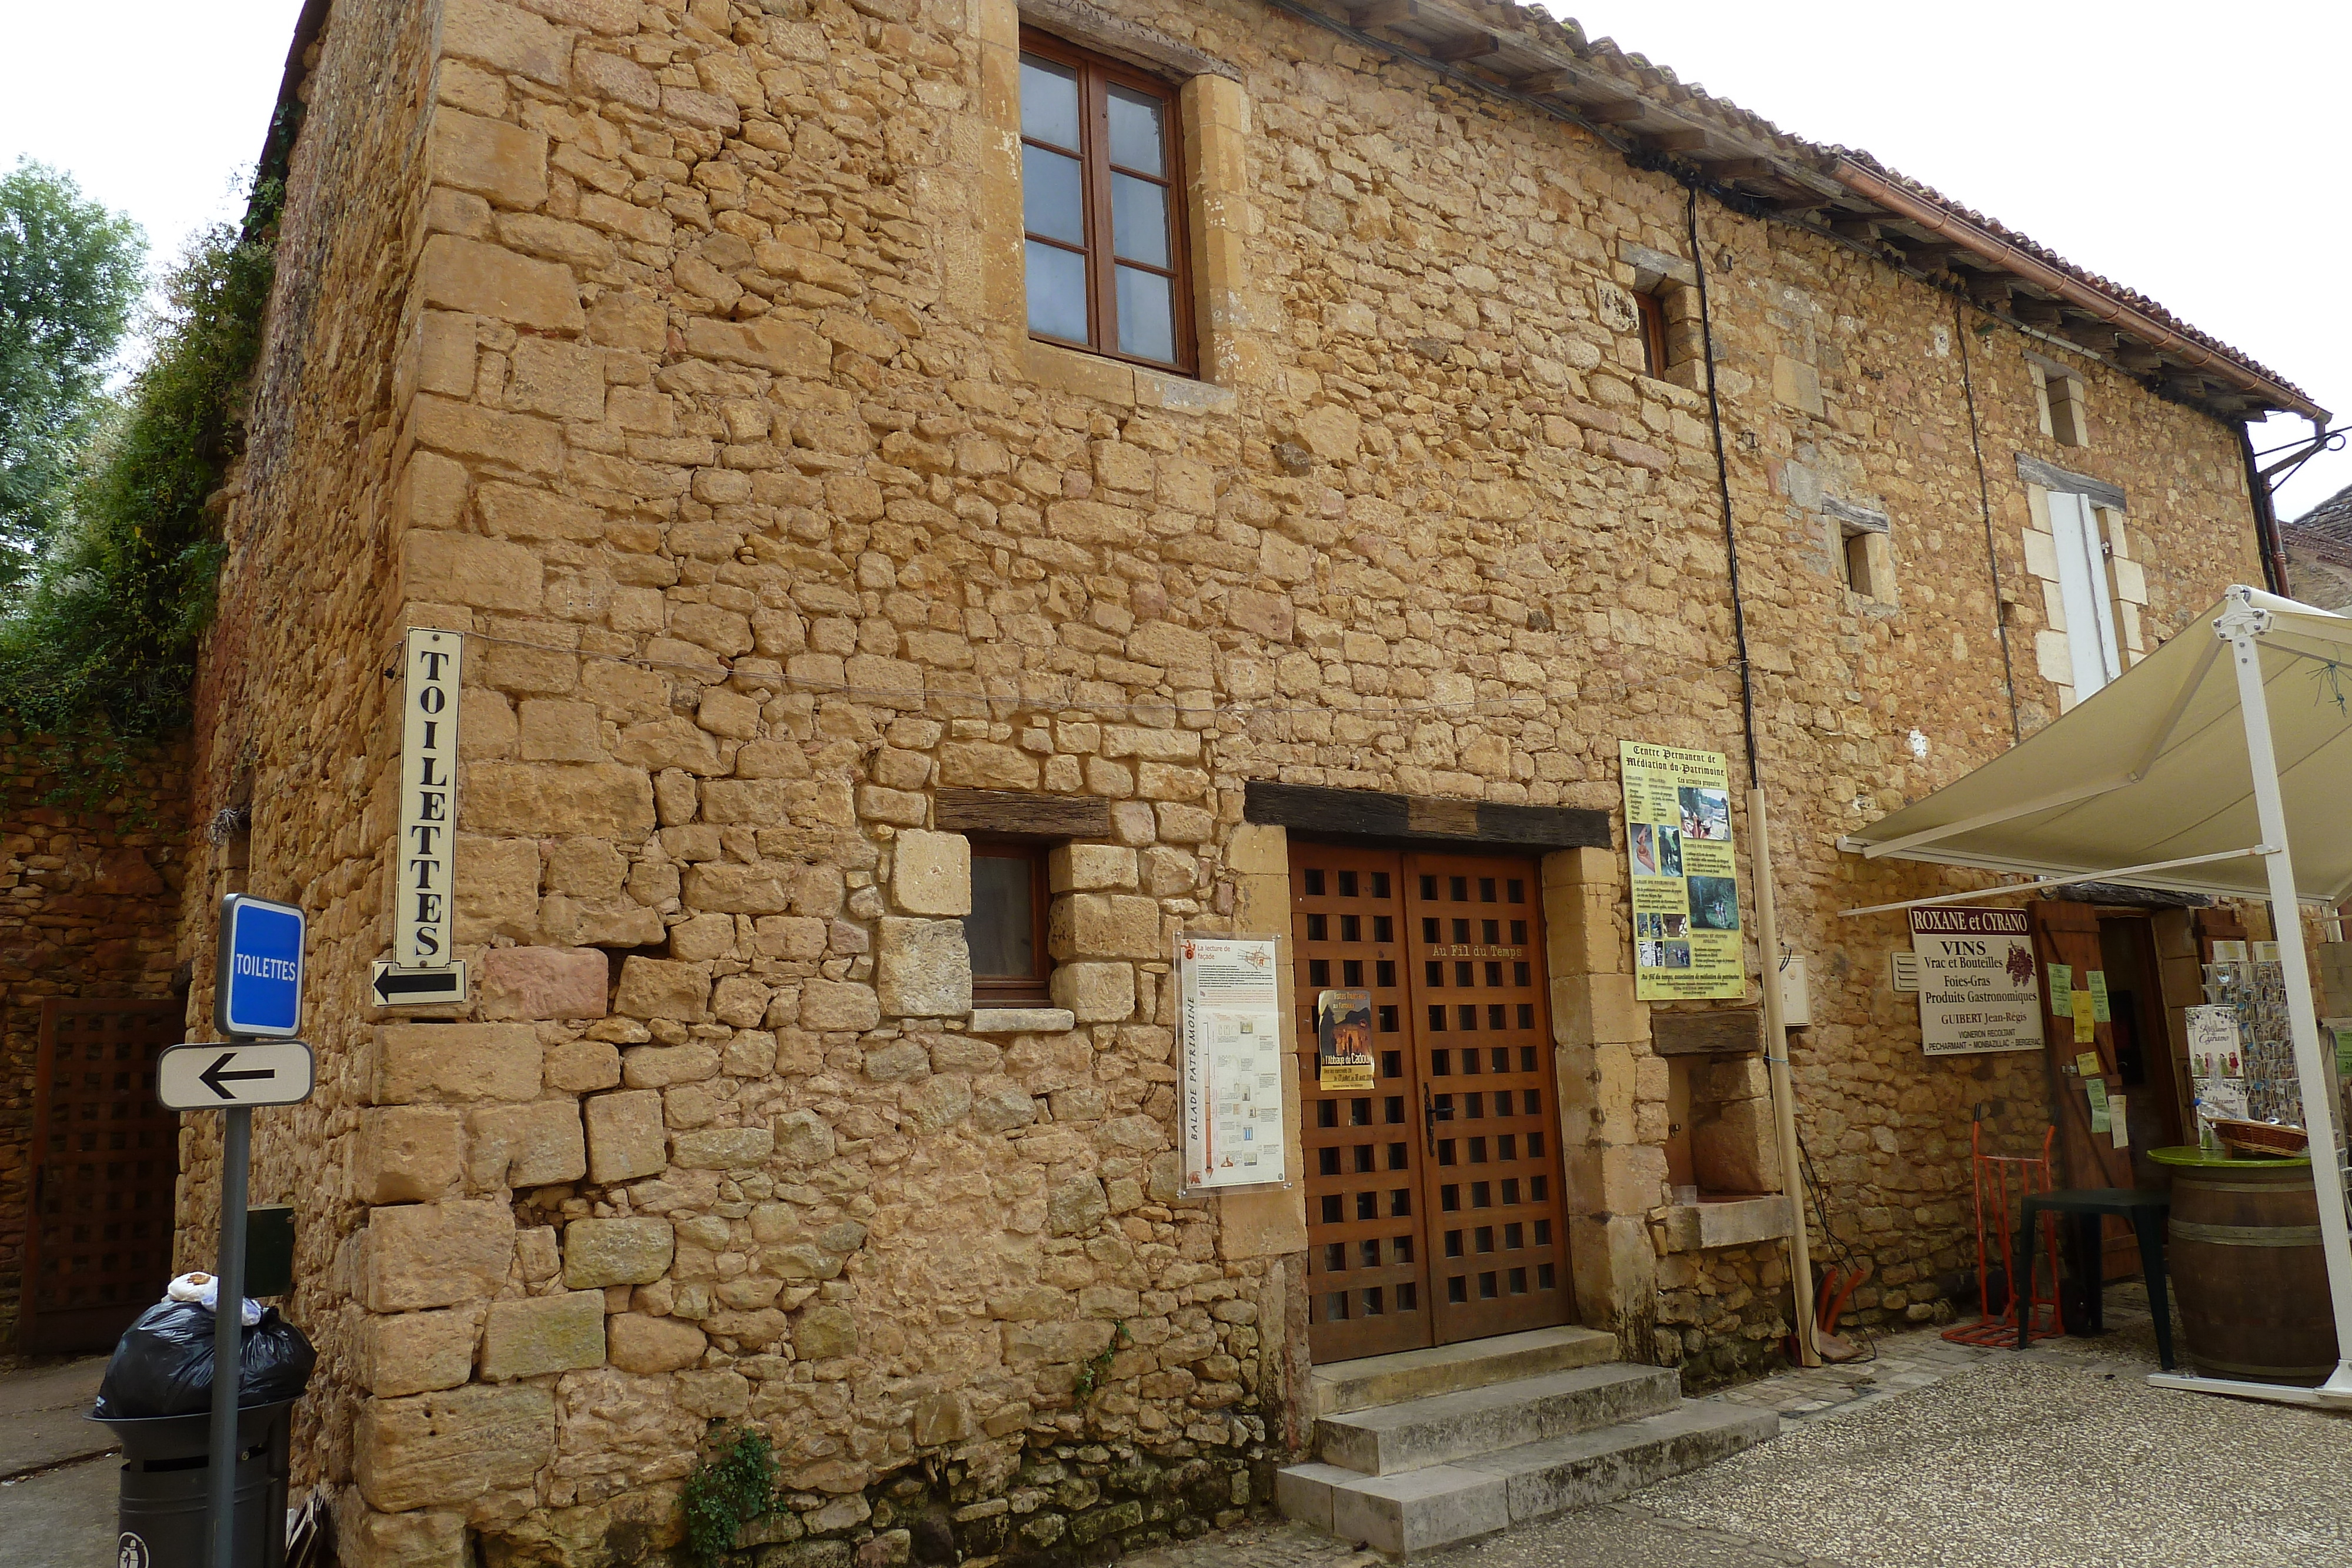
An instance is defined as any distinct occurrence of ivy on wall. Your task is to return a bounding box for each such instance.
[0,182,279,800]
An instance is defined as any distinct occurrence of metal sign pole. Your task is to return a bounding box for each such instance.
[208,1102,252,1568]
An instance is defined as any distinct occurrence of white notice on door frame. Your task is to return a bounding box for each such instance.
[397,627,463,969]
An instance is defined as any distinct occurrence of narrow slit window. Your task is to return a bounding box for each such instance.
[1635,289,1669,376]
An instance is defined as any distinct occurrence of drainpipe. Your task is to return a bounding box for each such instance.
[2239,426,2288,596]
[1688,189,1822,1369]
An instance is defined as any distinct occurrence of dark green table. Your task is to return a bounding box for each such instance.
[2015,1186,2174,1370]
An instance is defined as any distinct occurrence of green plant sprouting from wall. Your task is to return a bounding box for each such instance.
[1073,1319,1131,1400]
[0,178,279,798]
[681,1425,779,1567]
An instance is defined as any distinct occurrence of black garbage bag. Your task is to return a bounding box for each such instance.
[95,1300,316,1419]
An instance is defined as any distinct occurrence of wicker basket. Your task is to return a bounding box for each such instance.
[2211,1118,2310,1158]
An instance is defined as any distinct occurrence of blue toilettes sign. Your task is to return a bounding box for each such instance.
[215,894,305,1038]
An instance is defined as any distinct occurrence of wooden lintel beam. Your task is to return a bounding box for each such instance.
[1430,32,1502,62]
[1511,69,1576,95]
[1348,0,1418,29]
[1966,272,2012,307]
[2114,342,2164,375]
[1577,98,1648,123]
[2012,298,2063,327]
[1649,129,1713,153]
[1829,217,1882,241]
[1702,158,1776,181]
[1900,243,1963,269]
[2059,320,2116,353]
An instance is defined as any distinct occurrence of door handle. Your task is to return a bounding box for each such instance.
[1423,1085,1453,1156]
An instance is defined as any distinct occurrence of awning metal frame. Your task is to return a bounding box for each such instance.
[1840,586,2352,1409]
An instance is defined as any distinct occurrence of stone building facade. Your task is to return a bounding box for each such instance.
[157,0,2323,1563]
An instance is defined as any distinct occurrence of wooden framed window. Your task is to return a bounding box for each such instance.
[966,840,1053,1004]
[1635,290,1669,377]
[1018,31,1194,375]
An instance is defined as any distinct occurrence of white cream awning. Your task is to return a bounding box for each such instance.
[1841,587,2352,904]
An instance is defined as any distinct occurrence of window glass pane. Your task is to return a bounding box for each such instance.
[966,856,1036,978]
[1110,172,1170,268]
[1114,265,1175,363]
[1025,241,1088,342]
[1107,83,1165,174]
[1020,56,1080,149]
[1021,145,1084,245]
[2047,490,2121,696]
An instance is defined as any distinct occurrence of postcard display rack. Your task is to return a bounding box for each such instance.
[2193,952,2302,1136]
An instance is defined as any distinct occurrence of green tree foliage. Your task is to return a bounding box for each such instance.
[0,161,145,580]
[0,184,276,760]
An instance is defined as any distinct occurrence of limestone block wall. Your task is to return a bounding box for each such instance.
[180,0,2293,1562]
[173,0,440,1519]
[0,738,188,1347]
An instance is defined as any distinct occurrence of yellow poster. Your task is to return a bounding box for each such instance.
[1620,741,1745,1001]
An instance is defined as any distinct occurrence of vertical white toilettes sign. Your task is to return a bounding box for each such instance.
[397,627,462,968]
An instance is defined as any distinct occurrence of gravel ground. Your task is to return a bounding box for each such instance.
[1640,1354,2352,1568]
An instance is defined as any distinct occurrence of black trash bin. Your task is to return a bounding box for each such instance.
[93,1399,293,1568]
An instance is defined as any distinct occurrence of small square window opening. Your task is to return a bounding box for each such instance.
[965,842,1051,1003]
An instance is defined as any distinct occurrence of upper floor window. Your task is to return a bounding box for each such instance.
[1020,32,1194,375]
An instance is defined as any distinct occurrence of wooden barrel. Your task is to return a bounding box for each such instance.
[2151,1146,2338,1383]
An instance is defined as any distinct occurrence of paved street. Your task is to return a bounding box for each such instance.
[0,1356,116,1568]
[1145,1283,2352,1568]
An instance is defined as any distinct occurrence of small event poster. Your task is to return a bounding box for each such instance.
[1908,907,2043,1055]
[1178,934,1286,1192]
[2046,964,2073,1015]
[2185,1005,2243,1077]
[2087,969,2112,1024]
[1620,741,1744,1001]
[1317,989,1374,1091]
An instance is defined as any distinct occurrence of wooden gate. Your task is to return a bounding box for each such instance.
[1292,847,1571,1362]
[21,998,183,1353]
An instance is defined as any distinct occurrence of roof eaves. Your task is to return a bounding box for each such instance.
[1318,0,2324,423]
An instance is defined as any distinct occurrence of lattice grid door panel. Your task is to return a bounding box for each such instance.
[1406,855,1572,1343]
[1292,847,1430,1362]
[24,998,183,1353]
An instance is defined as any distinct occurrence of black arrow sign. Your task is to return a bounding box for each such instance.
[199,1052,275,1101]
[373,967,465,1004]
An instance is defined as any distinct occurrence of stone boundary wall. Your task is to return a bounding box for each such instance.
[0,736,189,1349]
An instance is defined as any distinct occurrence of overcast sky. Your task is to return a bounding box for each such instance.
[4,0,2344,516]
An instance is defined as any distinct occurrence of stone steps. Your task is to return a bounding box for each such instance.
[1281,1400,1780,1556]
[1279,1331,1778,1557]
[1315,1362,1681,1475]
[1310,1325,1619,1417]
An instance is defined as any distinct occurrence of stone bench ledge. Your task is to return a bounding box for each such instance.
[1659,1195,1793,1253]
[969,1007,1077,1035]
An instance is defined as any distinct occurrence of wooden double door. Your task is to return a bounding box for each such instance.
[1292,845,1572,1362]
[21,998,183,1353]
